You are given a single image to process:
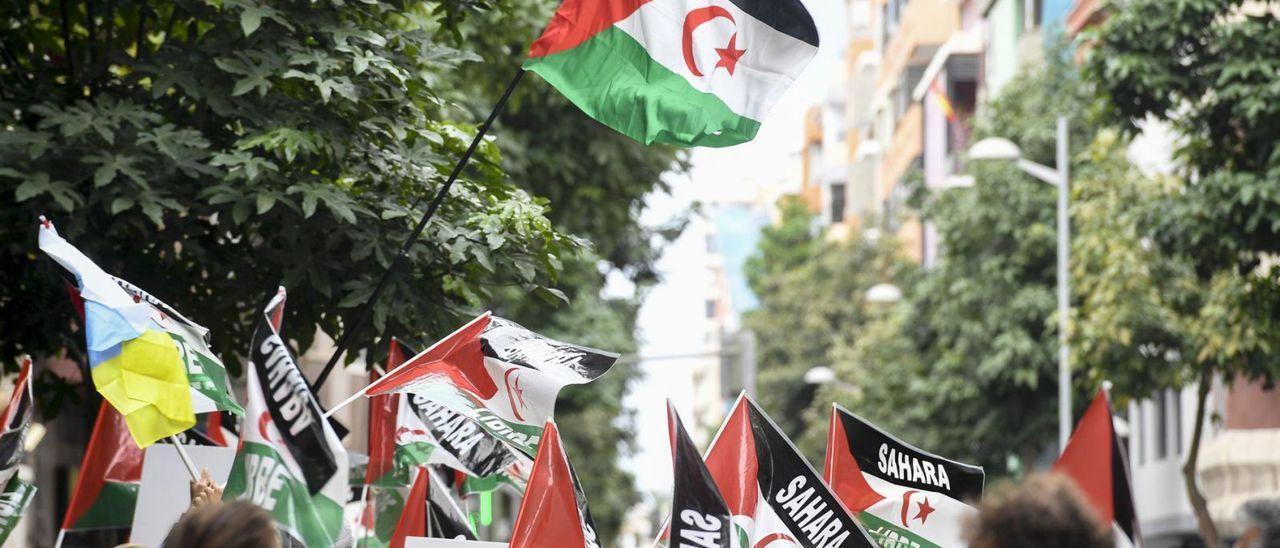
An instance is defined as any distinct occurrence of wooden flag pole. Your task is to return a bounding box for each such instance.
[309,68,526,393]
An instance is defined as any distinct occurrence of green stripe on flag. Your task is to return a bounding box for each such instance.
[223,442,344,547]
[68,481,137,531]
[858,511,942,548]
[524,26,762,148]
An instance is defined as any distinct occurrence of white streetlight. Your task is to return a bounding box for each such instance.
[968,116,1072,453]
[865,283,902,304]
[804,365,860,395]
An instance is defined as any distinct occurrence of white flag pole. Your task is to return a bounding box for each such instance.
[53,529,66,548]
[168,435,201,480]
[321,311,492,418]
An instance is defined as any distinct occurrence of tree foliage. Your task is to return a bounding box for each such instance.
[1,0,572,377]
[743,196,916,456]
[1,1,684,543]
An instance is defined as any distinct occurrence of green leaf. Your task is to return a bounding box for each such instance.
[256,193,276,214]
[110,196,135,214]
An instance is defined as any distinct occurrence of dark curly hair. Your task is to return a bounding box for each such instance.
[966,473,1112,548]
[163,500,282,548]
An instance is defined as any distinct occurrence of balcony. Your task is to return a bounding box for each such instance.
[878,0,960,87]
[878,102,923,202]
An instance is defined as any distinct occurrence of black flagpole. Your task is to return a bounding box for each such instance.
[310,68,526,392]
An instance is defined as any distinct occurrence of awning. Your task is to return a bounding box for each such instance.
[911,30,984,101]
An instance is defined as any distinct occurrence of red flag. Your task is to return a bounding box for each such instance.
[61,400,144,531]
[390,467,431,548]
[509,421,600,548]
[1053,390,1143,548]
[368,338,411,486]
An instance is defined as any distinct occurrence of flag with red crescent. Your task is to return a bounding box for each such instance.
[365,313,618,458]
[222,288,348,548]
[824,405,984,548]
[687,393,876,548]
[1053,390,1143,548]
[523,0,819,147]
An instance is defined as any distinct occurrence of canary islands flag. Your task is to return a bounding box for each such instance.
[38,218,196,447]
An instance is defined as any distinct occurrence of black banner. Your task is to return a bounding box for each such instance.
[670,404,732,548]
[835,407,984,502]
[249,296,338,496]
[747,400,875,548]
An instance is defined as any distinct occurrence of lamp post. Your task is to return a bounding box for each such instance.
[967,116,1071,453]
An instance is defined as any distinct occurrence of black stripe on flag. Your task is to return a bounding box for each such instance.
[725,0,820,47]
[836,408,985,502]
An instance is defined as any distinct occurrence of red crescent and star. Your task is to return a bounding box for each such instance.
[900,490,937,527]
[681,5,747,77]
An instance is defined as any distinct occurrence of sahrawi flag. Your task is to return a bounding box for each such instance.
[388,467,478,547]
[223,287,348,547]
[700,393,875,548]
[667,400,732,548]
[0,356,36,546]
[367,338,523,488]
[524,0,819,147]
[824,406,984,548]
[1053,390,1142,548]
[59,400,144,536]
[365,312,618,457]
[508,421,601,548]
[38,217,243,446]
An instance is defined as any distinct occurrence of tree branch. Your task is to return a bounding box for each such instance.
[58,0,75,81]
[1183,369,1222,548]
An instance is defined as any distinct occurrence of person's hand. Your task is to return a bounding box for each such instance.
[188,469,223,510]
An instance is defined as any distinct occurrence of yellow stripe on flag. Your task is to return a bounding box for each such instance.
[91,329,195,447]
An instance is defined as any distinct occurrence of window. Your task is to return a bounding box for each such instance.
[830,183,847,223]
[1154,391,1169,460]
[1134,404,1144,464]
[1171,390,1182,456]
[705,299,717,319]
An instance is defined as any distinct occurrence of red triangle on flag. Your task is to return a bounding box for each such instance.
[366,313,496,399]
[823,405,886,513]
[1053,390,1142,546]
[509,421,591,548]
[390,467,430,548]
[367,338,412,485]
[61,400,144,530]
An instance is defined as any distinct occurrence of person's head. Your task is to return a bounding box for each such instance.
[1239,498,1280,548]
[967,473,1112,548]
[164,501,281,548]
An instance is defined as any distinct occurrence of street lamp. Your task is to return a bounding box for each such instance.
[968,116,1072,453]
[865,283,902,304]
[804,366,860,395]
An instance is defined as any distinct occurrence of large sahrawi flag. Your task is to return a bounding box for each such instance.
[1053,390,1142,548]
[668,400,732,548]
[365,313,618,457]
[508,421,601,548]
[0,356,36,546]
[368,337,524,487]
[703,394,875,548]
[223,288,347,547]
[524,0,818,147]
[824,406,984,548]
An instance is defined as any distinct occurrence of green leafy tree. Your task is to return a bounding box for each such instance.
[804,55,1098,476]
[744,196,915,454]
[1088,3,1280,544]
[1,0,572,379]
[1071,130,1280,547]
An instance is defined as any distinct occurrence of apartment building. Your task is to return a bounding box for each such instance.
[800,0,1280,545]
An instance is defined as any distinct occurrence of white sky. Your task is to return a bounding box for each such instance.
[621,0,849,502]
